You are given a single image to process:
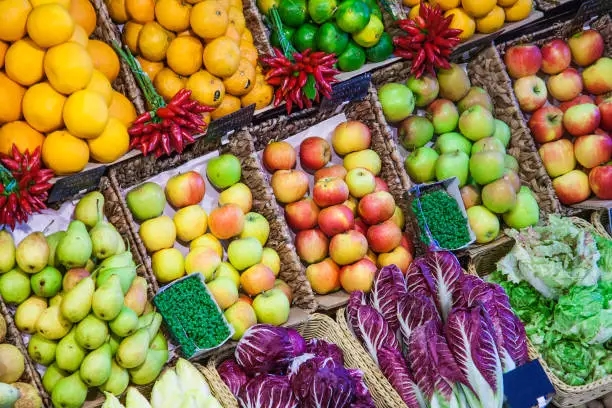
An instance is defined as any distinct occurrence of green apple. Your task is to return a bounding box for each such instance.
[214,262,240,289]
[224,301,257,340]
[502,186,539,229]
[345,167,376,198]
[492,119,511,148]
[404,147,439,183]
[126,182,166,221]
[505,154,519,172]
[471,137,506,155]
[227,237,263,271]
[206,154,241,189]
[406,74,439,107]
[469,151,505,185]
[252,288,290,326]
[427,99,459,134]
[434,132,472,156]
[458,105,496,141]
[435,151,469,186]
[378,83,415,123]
[31,266,62,297]
[481,178,517,214]
[467,205,499,244]
[239,212,270,245]
[398,116,434,150]
[261,248,280,277]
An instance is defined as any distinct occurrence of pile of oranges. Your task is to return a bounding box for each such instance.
[0,0,138,175]
[107,0,274,120]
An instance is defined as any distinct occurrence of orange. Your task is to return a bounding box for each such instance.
[476,6,505,33]
[0,41,7,68]
[69,0,97,36]
[239,41,258,67]
[122,21,143,54]
[30,0,70,7]
[223,58,255,96]
[202,112,211,126]
[0,73,25,123]
[241,29,253,43]
[5,39,46,86]
[227,7,245,34]
[461,0,495,18]
[138,22,174,62]
[154,68,187,101]
[0,121,45,156]
[88,118,129,163]
[44,42,94,94]
[136,56,164,82]
[444,8,475,41]
[87,40,121,82]
[106,0,129,23]
[63,89,109,139]
[27,4,76,48]
[203,36,240,78]
[166,36,203,76]
[402,0,419,5]
[0,0,32,42]
[240,74,272,110]
[408,4,420,20]
[85,70,113,105]
[224,24,241,44]
[186,70,225,107]
[22,82,66,132]
[69,24,89,46]
[430,0,459,10]
[504,0,532,22]
[497,0,518,6]
[190,0,228,40]
[177,29,196,37]
[228,0,241,8]
[211,94,240,120]
[155,0,191,32]
[215,0,230,9]
[108,91,137,126]
[126,0,155,23]
[42,130,89,174]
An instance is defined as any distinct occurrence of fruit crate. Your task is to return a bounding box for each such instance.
[204,313,403,408]
[468,11,612,213]
[239,85,411,310]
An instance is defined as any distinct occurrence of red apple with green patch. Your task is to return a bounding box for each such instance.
[568,29,604,67]
[553,170,591,205]
[357,191,395,225]
[514,76,547,112]
[583,57,612,95]
[406,74,440,107]
[589,164,612,199]
[305,258,341,295]
[426,99,459,134]
[374,177,389,192]
[563,103,601,136]
[339,257,376,293]
[574,134,612,168]
[504,44,542,79]
[331,121,371,155]
[345,167,376,198]
[295,229,328,264]
[300,137,331,171]
[314,165,347,182]
[318,204,355,237]
[547,68,583,102]
[366,219,402,253]
[541,39,571,74]
[271,169,309,203]
[329,230,368,266]
[165,171,206,208]
[528,106,564,143]
[538,139,575,177]
[353,218,367,235]
[313,177,350,207]
[599,98,612,132]
[559,94,594,113]
[263,141,296,171]
[285,198,319,231]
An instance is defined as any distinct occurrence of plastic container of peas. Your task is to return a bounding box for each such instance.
[153,273,234,360]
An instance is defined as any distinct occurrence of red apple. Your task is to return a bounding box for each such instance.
[547,68,583,102]
[274,279,293,304]
[314,165,347,182]
[553,170,591,205]
[237,294,253,305]
[263,141,296,171]
[208,203,245,239]
[357,191,395,225]
[329,230,368,266]
[285,198,319,231]
[373,177,389,192]
[599,98,612,132]
[165,171,206,208]
[366,219,402,253]
[343,196,357,215]
[574,134,612,168]
[271,169,309,203]
[559,95,594,113]
[596,128,610,137]
[331,121,372,156]
[504,44,542,79]
[528,106,564,143]
[339,258,376,293]
[240,263,276,296]
[318,204,355,237]
[538,139,575,177]
[541,39,572,74]
[589,164,612,199]
[300,137,331,171]
[596,95,607,105]
[305,258,341,295]
[568,29,604,67]
[563,103,601,136]
[514,76,547,112]
[583,57,612,95]
[313,177,349,207]
[377,245,413,274]
[399,234,414,256]
[353,218,367,235]
[295,229,329,264]
[460,184,481,209]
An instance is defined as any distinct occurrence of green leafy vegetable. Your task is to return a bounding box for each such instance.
[595,234,612,282]
[553,286,612,344]
[543,338,595,386]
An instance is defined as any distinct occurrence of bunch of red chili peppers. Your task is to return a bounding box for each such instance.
[128,89,215,158]
[0,145,54,230]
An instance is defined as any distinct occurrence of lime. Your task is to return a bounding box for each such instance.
[369,4,382,20]
[338,40,366,71]
[352,14,383,47]
[270,26,296,48]
[308,0,337,24]
[293,23,318,52]
[315,22,349,55]
[335,0,371,33]
[365,31,393,62]
[278,0,307,27]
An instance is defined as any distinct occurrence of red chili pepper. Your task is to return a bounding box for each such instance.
[184,112,205,126]
[133,111,152,125]
[128,123,145,136]
[20,197,32,215]
[19,173,33,189]
[192,104,215,113]
[28,183,52,194]
[168,104,187,116]
[11,145,23,163]
[181,100,199,111]
[169,89,191,107]
[129,136,141,150]
[156,107,176,119]
[147,132,161,154]
[0,158,20,171]
[170,124,183,152]
[180,129,195,144]
[141,123,156,134]
[160,133,171,156]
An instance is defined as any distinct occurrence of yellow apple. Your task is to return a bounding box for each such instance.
[261,247,280,277]
[151,248,185,283]
[227,237,263,271]
[224,300,257,340]
[185,247,221,281]
[173,205,207,242]
[218,182,252,214]
[239,212,270,245]
[139,216,176,252]
[214,262,240,288]
[207,277,239,310]
[190,233,223,258]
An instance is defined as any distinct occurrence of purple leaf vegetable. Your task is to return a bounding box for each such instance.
[418,251,464,321]
[306,338,345,365]
[217,358,248,397]
[350,305,400,364]
[238,374,299,408]
[289,354,338,400]
[371,265,407,332]
[307,365,355,408]
[235,325,295,373]
[287,328,307,356]
[396,292,440,347]
[377,346,424,408]
[346,291,368,341]
[347,369,375,408]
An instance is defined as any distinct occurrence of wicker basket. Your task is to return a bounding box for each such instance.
[204,313,403,408]
[592,210,612,239]
[533,0,574,11]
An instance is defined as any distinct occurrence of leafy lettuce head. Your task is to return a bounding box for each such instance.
[544,338,594,386]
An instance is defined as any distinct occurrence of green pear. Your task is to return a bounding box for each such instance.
[124,277,148,316]
[75,191,104,229]
[0,268,31,304]
[96,266,137,295]
[16,232,49,274]
[95,251,135,272]
[502,186,540,229]
[114,230,126,254]
[90,221,120,260]
[51,371,88,408]
[115,328,149,369]
[43,363,68,393]
[138,312,162,344]
[102,392,124,408]
[80,343,112,386]
[128,346,168,385]
[93,275,124,321]
[0,230,16,273]
[57,221,93,269]
[62,268,90,292]
[110,306,139,337]
[126,387,151,408]
[31,266,63,298]
[55,329,86,372]
[28,333,57,366]
[150,332,168,351]
[75,314,108,350]
[108,333,121,356]
[46,231,65,268]
[61,277,94,323]
[49,292,63,307]
[99,359,129,396]
[0,382,20,407]
[15,296,47,333]
[36,304,72,340]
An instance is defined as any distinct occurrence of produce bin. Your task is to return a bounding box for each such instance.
[593,209,612,238]
[533,0,574,11]
[205,313,402,408]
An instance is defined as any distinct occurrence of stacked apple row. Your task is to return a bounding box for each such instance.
[504,28,612,204]
[261,120,413,297]
[125,154,294,341]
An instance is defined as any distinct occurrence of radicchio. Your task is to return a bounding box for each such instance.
[307,365,355,408]
[349,305,399,364]
[238,374,299,408]
[306,339,345,365]
[287,328,307,357]
[289,354,337,400]
[235,325,295,373]
[371,265,406,332]
[396,292,440,348]
[346,291,368,342]
[347,369,375,408]
[217,358,247,397]
[377,346,424,408]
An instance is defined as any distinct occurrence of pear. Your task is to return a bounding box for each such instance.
[55,328,86,372]
[115,328,149,369]
[0,268,31,304]
[49,293,63,307]
[90,221,120,260]
[138,312,162,344]
[93,275,124,321]
[108,333,121,356]
[42,363,68,393]
[0,230,16,273]
[85,258,96,272]
[128,346,168,385]
[96,251,135,272]
[96,266,137,295]
[62,268,90,292]
[16,232,49,273]
[126,387,152,408]
[115,230,126,254]
[61,277,94,323]
[31,266,63,298]
[150,332,168,351]
[57,221,93,269]
[0,344,25,383]
[76,314,108,350]
[75,191,104,229]
[0,383,20,407]
[99,359,129,396]
[51,371,88,408]
[12,382,43,408]
[102,392,125,408]
[110,306,139,337]
[36,304,72,340]
[124,277,148,316]
[28,333,57,366]
[46,231,66,268]
[14,296,47,334]
[80,343,112,386]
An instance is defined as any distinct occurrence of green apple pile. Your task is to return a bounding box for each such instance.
[0,193,169,408]
[126,153,293,339]
[378,63,540,244]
